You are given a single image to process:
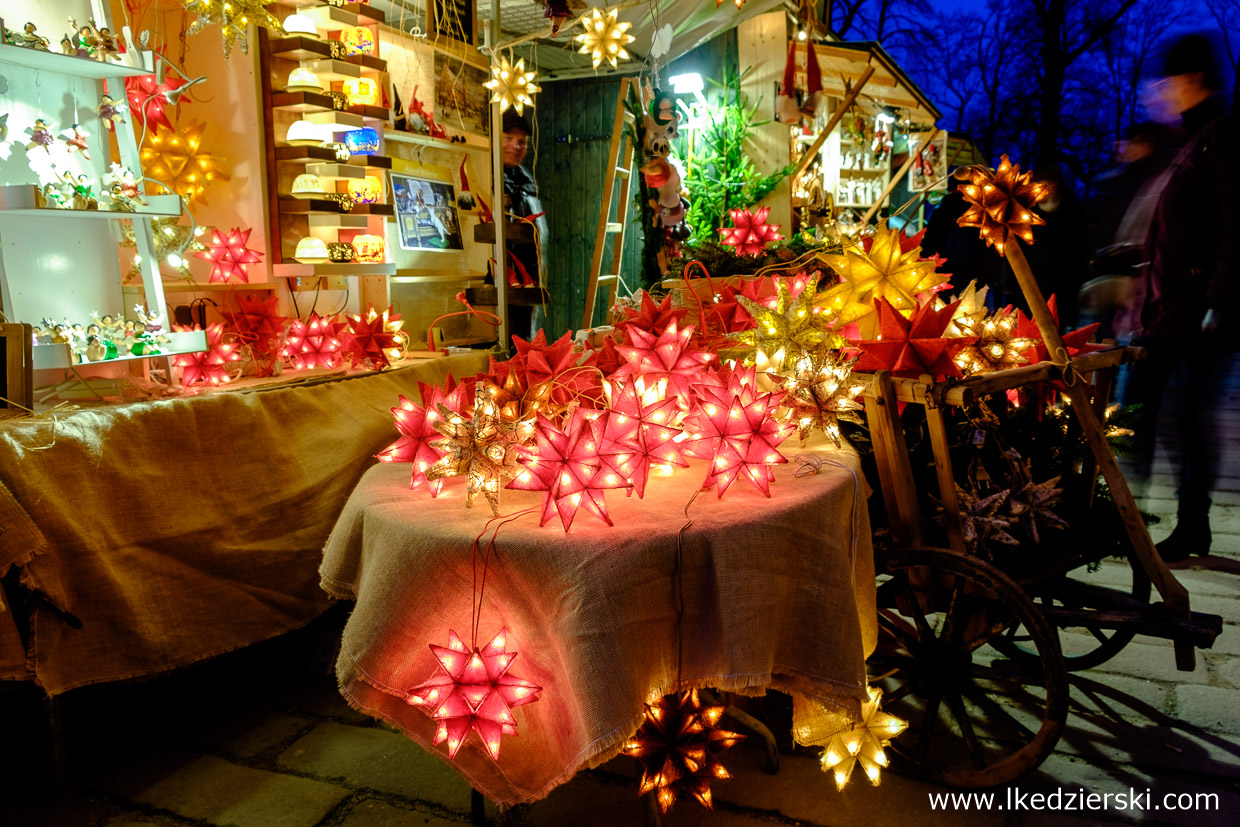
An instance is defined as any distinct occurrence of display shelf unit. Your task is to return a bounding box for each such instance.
[273,263,395,278]
[33,329,209,371]
[278,199,394,216]
[0,42,152,78]
[269,35,332,61]
[383,130,489,154]
[0,187,181,218]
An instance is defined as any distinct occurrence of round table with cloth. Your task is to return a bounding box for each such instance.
[319,435,877,806]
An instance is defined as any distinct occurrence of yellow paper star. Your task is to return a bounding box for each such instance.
[183,0,283,57]
[818,221,952,337]
[956,155,1046,252]
[140,121,230,205]
[819,685,907,790]
[120,217,213,283]
[484,55,540,114]
[772,349,868,447]
[728,276,843,369]
[575,7,635,69]
[951,308,1036,376]
[941,280,989,337]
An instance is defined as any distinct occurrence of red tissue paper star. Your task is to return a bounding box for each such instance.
[697,278,765,345]
[376,377,472,495]
[406,628,541,761]
[223,293,287,354]
[601,378,688,498]
[340,305,406,370]
[171,323,240,386]
[1015,295,1104,364]
[283,312,342,370]
[124,65,188,135]
[854,298,977,380]
[718,206,784,257]
[680,382,793,498]
[507,408,631,531]
[509,330,600,417]
[613,321,716,407]
[582,336,626,382]
[195,227,262,284]
[614,291,688,338]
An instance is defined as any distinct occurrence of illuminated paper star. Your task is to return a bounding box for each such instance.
[195,227,262,284]
[283,312,342,370]
[223,293,286,354]
[613,321,716,405]
[406,628,541,761]
[1014,296,1103,364]
[340,305,407,370]
[952,308,1036,376]
[772,349,867,447]
[614,291,688,338]
[819,685,907,790]
[853,298,976,380]
[718,206,783,257]
[956,155,1046,252]
[124,67,188,134]
[819,222,952,336]
[182,0,284,57]
[576,7,635,69]
[120,217,212,282]
[377,377,472,495]
[140,121,229,205]
[706,278,764,335]
[942,280,990,337]
[680,383,793,498]
[727,276,841,370]
[623,688,744,813]
[484,55,540,115]
[600,378,688,498]
[171,323,240,386]
[508,330,600,418]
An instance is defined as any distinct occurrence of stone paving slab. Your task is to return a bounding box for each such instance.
[1173,685,1240,736]
[1084,642,1211,684]
[337,798,465,827]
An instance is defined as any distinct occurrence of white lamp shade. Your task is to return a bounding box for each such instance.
[285,67,322,93]
[295,237,330,263]
[283,14,319,38]
[286,119,324,146]
[291,173,325,198]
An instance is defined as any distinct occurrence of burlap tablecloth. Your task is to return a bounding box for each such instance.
[321,437,877,805]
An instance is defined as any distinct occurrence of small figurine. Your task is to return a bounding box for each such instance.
[133,304,168,342]
[123,320,137,339]
[60,35,76,56]
[85,336,107,362]
[543,0,575,36]
[67,18,98,56]
[7,22,51,50]
[25,119,54,153]
[62,124,91,159]
[106,163,145,205]
[61,171,98,210]
[95,94,127,131]
[94,24,120,62]
[0,113,8,143]
[40,182,67,209]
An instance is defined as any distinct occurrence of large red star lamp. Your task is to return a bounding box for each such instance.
[124,65,188,135]
[378,378,473,495]
[681,383,793,497]
[171,323,240,386]
[283,313,342,370]
[600,378,688,498]
[341,305,406,370]
[718,206,783,257]
[613,321,716,407]
[406,628,541,761]
[196,227,262,284]
[854,298,976,380]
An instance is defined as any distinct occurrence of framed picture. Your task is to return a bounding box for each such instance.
[433,53,490,137]
[429,0,477,49]
[391,174,464,251]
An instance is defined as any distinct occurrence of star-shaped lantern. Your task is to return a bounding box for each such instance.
[623,689,744,813]
[484,55,540,115]
[121,217,213,283]
[772,349,867,447]
[406,628,541,761]
[124,65,188,134]
[600,378,688,498]
[576,7,635,69]
[1008,474,1068,543]
[378,377,472,495]
[727,275,840,370]
[945,486,1020,553]
[614,291,688,338]
[718,206,783,257]
[283,312,342,370]
[942,280,990,337]
[340,305,406,370]
[819,685,907,790]
[705,278,764,337]
[140,121,229,205]
[680,383,792,498]
[507,330,601,418]
[183,0,284,57]
[613,321,716,407]
[952,307,1036,376]
[171,323,241,386]
[507,409,631,531]
[195,227,263,284]
[426,381,534,515]
[222,293,287,355]
[956,155,1046,252]
[853,298,976,380]
[1014,296,1103,365]
[819,222,952,337]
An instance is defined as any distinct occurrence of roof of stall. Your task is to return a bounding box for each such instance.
[810,40,941,126]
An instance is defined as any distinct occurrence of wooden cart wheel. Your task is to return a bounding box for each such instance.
[868,547,1068,788]
[992,563,1151,671]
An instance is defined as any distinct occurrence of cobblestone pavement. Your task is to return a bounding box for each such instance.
[4,362,1239,827]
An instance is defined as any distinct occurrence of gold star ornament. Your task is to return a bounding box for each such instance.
[484,55,540,115]
[182,0,283,57]
[819,685,907,790]
[951,308,1036,376]
[140,121,229,205]
[727,276,842,370]
[773,349,867,447]
[576,7,635,69]
[956,155,1046,252]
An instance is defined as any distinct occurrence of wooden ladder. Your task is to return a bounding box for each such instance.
[581,76,637,330]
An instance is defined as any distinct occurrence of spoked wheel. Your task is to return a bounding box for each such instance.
[992,562,1151,671]
[868,547,1068,788]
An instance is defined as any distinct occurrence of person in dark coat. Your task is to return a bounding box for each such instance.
[1008,163,1091,328]
[498,109,548,343]
[920,177,1002,307]
[1122,32,1240,561]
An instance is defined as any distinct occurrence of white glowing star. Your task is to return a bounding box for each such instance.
[575,7,635,69]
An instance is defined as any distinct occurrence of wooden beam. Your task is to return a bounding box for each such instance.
[862,127,943,225]
[792,65,875,182]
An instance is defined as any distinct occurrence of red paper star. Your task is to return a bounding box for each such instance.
[196,227,262,284]
[223,294,287,354]
[582,337,626,383]
[601,378,688,498]
[377,377,471,495]
[340,305,405,370]
[283,312,342,370]
[613,321,716,406]
[1015,295,1104,364]
[854,298,976,380]
[718,206,784,257]
[614,291,688,338]
[171,323,240,386]
[680,383,792,498]
[507,409,630,531]
[508,330,600,416]
[698,277,765,345]
[406,628,541,761]
[124,66,188,135]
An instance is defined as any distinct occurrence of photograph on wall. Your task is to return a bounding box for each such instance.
[433,53,490,137]
[908,131,949,193]
[392,174,464,251]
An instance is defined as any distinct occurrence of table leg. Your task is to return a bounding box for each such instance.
[642,790,662,827]
[470,788,486,826]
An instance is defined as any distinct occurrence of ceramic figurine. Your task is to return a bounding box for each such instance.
[62,124,90,159]
[94,24,120,62]
[133,304,168,342]
[67,18,98,56]
[8,22,50,50]
[85,336,107,362]
[95,94,126,130]
[25,119,54,153]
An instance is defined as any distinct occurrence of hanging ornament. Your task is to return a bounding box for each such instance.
[623,689,744,813]
[727,276,841,370]
[599,378,688,498]
[120,217,212,282]
[124,67,188,134]
[95,94,127,131]
[283,312,343,371]
[60,124,90,159]
[680,382,793,498]
[575,7,635,69]
[484,55,541,115]
[406,628,542,761]
[195,227,263,284]
[542,0,580,36]
[171,323,241,386]
[140,121,230,205]
[340,305,406,370]
[377,377,473,494]
[717,206,783,257]
[771,349,866,447]
[25,119,55,153]
[819,685,907,790]
[951,308,1036,376]
[819,222,952,337]
[853,298,976,380]
[956,155,1046,252]
[182,0,284,57]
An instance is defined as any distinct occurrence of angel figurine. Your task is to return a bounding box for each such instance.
[93,24,120,62]
[95,94,127,131]
[25,120,55,153]
[62,124,91,159]
[105,163,146,209]
[7,22,50,50]
[67,18,98,57]
[133,304,170,344]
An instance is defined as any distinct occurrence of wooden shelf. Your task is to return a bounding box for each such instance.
[160,282,277,293]
[302,5,360,31]
[272,90,335,113]
[343,54,387,73]
[268,35,331,61]
[306,110,366,130]
[32,329,208,370]
[306,163,366,180]
[0,44,152,78]
[0,187,181,219]
[351,154,392,169]
[839,167,887,176]
[276,145,339,164]
[299,59,361,81]
[274,262,395,278]
[347,105,391,121]
[383,130,488,154]
[344,2,385,23]
[474,222,534,243]
[279,198,394,216]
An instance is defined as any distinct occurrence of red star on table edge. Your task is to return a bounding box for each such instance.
[854,297,977,380]
[613,321,716,406]
[171,323,240,386]
[406,628,541,761]
[614,291,688,338]
[195,227,262,284]
[283,312,342,370]
[340,305,405,370]
[600,378,688,498]
[377,377,472,495]
[680,382,793,498]
[223,293,287,354]
[718,206,784,257]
